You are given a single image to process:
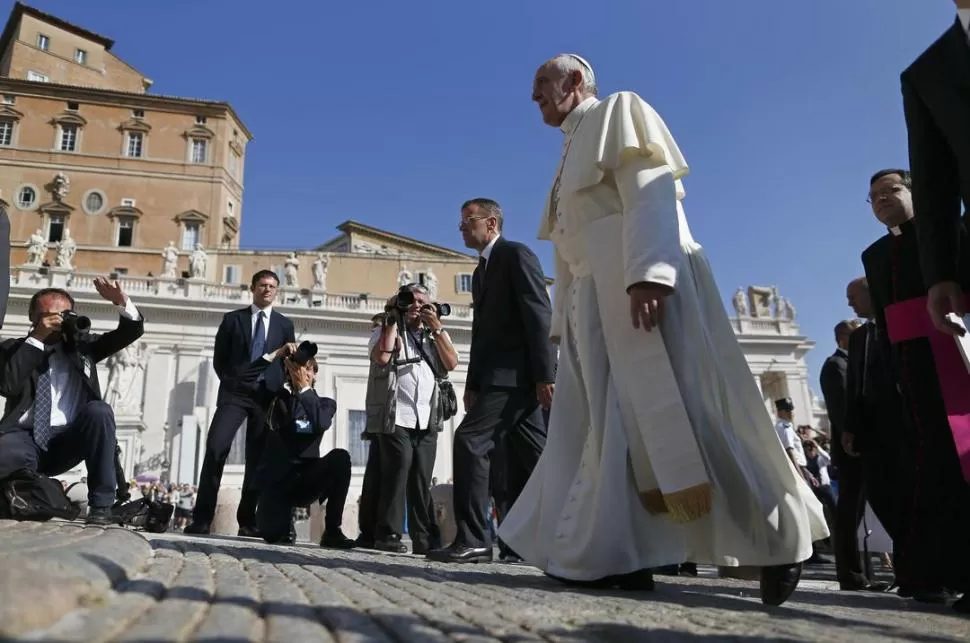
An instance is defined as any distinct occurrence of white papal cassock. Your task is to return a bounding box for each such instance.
[498,92,829,581]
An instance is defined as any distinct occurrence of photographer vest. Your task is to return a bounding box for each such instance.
[365,329,447,435]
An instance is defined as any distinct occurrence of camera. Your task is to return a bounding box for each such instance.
[290,340,318,366]
[391,285,451,318]
[60,310,91,337]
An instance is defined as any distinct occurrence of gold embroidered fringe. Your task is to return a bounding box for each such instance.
[639,482,713,524]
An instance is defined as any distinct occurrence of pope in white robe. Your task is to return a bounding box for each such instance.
[498,54,829,606]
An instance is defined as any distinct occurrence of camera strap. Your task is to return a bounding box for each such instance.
[408,330,447,381]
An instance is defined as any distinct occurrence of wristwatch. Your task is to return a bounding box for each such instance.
[430,328,445,338]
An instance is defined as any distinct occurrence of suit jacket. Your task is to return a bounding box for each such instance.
[0,314,145,432]
[819,349,849,464]
[257,385,337,488]
[468,237,557,392]
[213,306,295,405]
[0,206,9,329]
[902,18,970,287]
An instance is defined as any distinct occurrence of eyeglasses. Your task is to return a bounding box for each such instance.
[458,216,487,230]
[866,184,907,204]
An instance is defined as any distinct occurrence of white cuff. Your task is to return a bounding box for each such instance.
[117,297,142,321]
[24,337,45,351]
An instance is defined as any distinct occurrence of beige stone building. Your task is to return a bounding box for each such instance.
[0,3,482,304]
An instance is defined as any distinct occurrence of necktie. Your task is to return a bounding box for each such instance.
[33,357,54,451]
[251,311,266,361]
[474,257,486,296]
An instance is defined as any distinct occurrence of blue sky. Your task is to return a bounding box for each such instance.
[13,1,959,387]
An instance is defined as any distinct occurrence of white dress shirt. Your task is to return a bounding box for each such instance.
[19,297,142,429]
[480,234,501,272]
[959,9,970,35]
[774,419,807,467]
[250,303,272,342]
[369,326,457,430]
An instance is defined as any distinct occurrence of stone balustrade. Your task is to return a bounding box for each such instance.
[9,266,475,318]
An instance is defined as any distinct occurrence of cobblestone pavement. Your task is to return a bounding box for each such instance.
[3,521,969,642]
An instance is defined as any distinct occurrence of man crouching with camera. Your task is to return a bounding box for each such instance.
[367,283,459,554]
[0,278,144,524]
[253,341,356,548]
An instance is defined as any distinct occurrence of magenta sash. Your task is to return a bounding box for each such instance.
[885,296,970,482]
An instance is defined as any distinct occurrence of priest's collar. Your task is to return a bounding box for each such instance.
[888,219,915,237]
[560,96,598,135]
[959,10,970,35]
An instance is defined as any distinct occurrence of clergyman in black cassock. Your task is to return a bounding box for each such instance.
[861,170,970,610]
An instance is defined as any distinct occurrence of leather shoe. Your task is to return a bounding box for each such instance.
[953,594,970,614]
[375,535,408,554]
[321,529,356,549]
[84,506,117,526]
[426,544,493,564]
[912,588,948,604]
[237,525,262,538]
[183,521,211,535]
[355,535,376,549]
[760,562,802,606]
[839,574,889,592]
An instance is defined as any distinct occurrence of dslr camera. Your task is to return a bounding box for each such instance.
[289,340,318,366]
[60,310,91,340]
[392,285,451,319]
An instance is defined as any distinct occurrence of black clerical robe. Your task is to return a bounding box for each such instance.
[861,221,970,591]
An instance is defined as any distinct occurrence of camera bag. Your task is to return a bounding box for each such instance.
[0,468,82,521]
[115,497,174,533]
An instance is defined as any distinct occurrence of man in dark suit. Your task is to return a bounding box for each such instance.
[245,351,356,549]
[185,270,296,536]
[428,197,556,564]
[0,278,145,524]
[902,4,970,336]
[820,318,886,591]
[844,276,912,588]
[0,198,10,328]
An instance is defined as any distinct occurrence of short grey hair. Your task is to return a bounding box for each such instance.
[550,53,597,97]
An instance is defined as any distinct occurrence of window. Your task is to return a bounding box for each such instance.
[48,215,65,243]
[66,101,79,112]
[16,186,36,209]
[121,198,136,207]
[74,49,87,65]
[227,200,234,216]
[347,411,368,467]
[456,273,473,294]
[181,222,200,250]
[190,138,207,163]
[2,95,14,105]
[26,71,48,82]
[132,109,144,118]
[116,218,134,247]
[0,120,11,146]
[59,124,78,152]
[195,115,207,124]
[83,191,104,214]
[126,132,143,157]
[223,265,240,284]
[36,34,49,50]
[417,271,428,286]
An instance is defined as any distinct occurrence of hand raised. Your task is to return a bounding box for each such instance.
[93,276,126,306]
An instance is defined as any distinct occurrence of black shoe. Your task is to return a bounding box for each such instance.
[953,594,970,614]
[374,535,408,553]
[839,574,889,592]
[238,525,262,538]
[679,562,698,577]
[804,553,833,566]
[912,588,948,604]
[84,506,117,526]
[654,564,681,577]
[183,521,211,535]
[426,543,493,564]
[321,529,356,549]
[412,543,430,555]
[355,535,376,549]
[760,562,802,606]
[547,569,655,591]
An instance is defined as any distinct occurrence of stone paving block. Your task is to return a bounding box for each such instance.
[11,526,970,642]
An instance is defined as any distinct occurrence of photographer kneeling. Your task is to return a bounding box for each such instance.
[0,278,145,524]
[253,341,356,548]
[367,283,459,554]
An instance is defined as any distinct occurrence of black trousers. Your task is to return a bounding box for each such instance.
[0,401,117,507]
[453,387,546,548]
[256,449,352,543]
[192,399,267,527]
[376,425,437,547]
[357,436,382,541]
[834,458,867,581]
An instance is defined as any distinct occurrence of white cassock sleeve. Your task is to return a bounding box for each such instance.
[614,162,683,291]
[549,247,572,341]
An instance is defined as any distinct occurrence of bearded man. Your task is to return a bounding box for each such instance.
[497,54,828,606]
